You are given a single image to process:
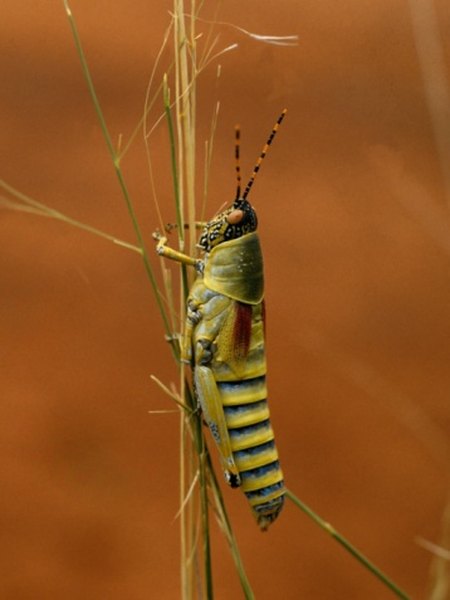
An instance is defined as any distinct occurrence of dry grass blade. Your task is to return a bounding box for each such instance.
[416,537,450,561]
[0,179,141,253]
[423,494,450,600]
[408,0,450,208]
[150,375,192,413]
[0,196,48,217]
[174,470,200,522]
[193,15,298,46]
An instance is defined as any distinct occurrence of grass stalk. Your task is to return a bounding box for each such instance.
[193,402,214,598]
[207,454,254,599]
[172,3,208,597]
[180,399,192,599]
[163,75,190,302]
[173,3,190,597]
[285,489,410,599]
[163,76,183,235]
[199,449,213,599]
[171,15,196,590]
[175,0,197,257]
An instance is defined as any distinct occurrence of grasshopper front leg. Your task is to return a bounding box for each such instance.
[152,232,203,355]
[152,232,201,269]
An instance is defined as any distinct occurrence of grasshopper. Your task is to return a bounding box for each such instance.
[154,110,287,530]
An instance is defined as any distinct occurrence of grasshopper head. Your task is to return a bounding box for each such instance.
[198,110,286,254]
[197,198,257,253]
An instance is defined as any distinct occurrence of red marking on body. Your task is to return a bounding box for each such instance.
[233,302,253,361]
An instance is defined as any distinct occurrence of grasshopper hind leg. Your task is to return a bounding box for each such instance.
[194,355,241,488]
[185,289,241,487]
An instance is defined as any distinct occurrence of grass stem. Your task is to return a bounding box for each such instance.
[286,489,410,599]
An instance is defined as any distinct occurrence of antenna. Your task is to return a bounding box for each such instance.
[242,108,287,200]
[235,125,241,199]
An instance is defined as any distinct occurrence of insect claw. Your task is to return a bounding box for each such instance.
[165,222,177,233]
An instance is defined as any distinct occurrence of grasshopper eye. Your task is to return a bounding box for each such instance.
[226,209,244,224]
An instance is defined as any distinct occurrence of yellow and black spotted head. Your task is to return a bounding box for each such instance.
[197,198,258,252]
[198,109,287,254]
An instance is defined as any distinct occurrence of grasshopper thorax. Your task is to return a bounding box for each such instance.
[197,198,257,253]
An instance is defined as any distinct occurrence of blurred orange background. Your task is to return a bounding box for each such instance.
[2,1,450,598]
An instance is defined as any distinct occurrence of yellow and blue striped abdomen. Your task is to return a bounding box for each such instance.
[218,373,285,530]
